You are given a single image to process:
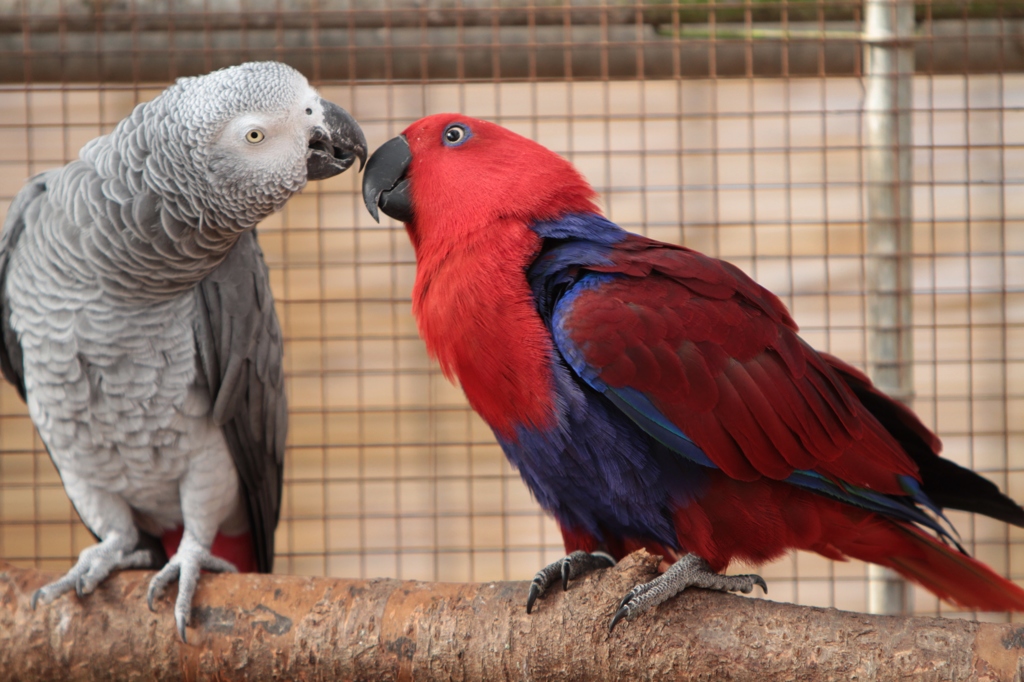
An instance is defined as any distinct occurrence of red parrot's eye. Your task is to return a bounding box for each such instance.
[443,123,471,147]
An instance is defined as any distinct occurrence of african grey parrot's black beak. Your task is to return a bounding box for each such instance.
[361,135,414,224]
[307,99,367,181]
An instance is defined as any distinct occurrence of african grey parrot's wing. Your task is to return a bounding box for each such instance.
[194,229,286,574]
[0,172,52,399]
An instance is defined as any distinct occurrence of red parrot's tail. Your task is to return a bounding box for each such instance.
[668,474,1024,612]
[160,527,258,574]
[852,521,1024,612]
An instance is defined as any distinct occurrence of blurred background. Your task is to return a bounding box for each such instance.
[0,0,1021,621]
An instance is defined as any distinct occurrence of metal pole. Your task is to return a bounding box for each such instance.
[0,4,1019,83]
[863,0,915,615]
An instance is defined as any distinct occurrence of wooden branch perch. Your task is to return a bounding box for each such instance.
[2,551,1022,681]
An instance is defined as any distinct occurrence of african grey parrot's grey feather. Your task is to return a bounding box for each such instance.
[0,61,366,640]
[0,171,50,399]
[194,230,286,574]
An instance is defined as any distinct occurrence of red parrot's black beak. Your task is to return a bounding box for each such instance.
[362,135,414,223]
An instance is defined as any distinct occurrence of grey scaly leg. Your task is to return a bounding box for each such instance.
[147,531,238,643]
[526,550,616,613]
[31,534,155,609]
[609,553,767,631]
[146,433,243,643]
[30,487,156,609]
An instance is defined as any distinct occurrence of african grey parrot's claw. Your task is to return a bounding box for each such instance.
[146,542,238,643]
[30,540,154,610]
[526,550,616,614]
[609,553,766,632]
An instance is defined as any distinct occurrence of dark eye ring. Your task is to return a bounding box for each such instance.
[443,124,470,147]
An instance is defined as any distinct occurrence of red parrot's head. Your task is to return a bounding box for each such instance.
[362,114,599,244]
[361,115,597,436]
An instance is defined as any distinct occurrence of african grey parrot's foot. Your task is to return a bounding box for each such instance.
[609,553,766,632]
[31,539,155,609]
[146,541,237,643]
[526,550,616,613]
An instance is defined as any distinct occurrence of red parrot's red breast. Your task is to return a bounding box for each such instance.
[400,115,600,438]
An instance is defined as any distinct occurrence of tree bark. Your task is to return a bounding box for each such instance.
[2,550,1023,681]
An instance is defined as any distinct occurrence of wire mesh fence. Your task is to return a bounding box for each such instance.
[0,0,1021,622]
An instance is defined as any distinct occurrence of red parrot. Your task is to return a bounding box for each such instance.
[362,113,1024,628]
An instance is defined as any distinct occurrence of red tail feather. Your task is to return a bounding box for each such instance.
[809,503,1024,612]
[878,524,1024,612]
[664,475,1024,612]
[161,527,258,574]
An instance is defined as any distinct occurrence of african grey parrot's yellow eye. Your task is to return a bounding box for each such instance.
[245,129,266,144]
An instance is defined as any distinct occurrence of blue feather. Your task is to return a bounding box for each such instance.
[530,212,626,243]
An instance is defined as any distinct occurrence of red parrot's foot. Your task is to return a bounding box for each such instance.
[609,553,767,632]
[526,550,616,613]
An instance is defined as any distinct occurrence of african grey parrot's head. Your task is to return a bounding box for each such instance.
[98,61,367,231]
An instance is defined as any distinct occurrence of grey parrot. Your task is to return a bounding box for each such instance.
[0,61,366,641]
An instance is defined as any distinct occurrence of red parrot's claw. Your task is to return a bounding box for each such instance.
[525,582,543,614]
[609,604,630,632]
[609,553,766,632]
[526,550,615,614]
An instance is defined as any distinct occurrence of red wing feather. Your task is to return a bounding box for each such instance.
[563,237,920,493]
[822,351,943,454]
